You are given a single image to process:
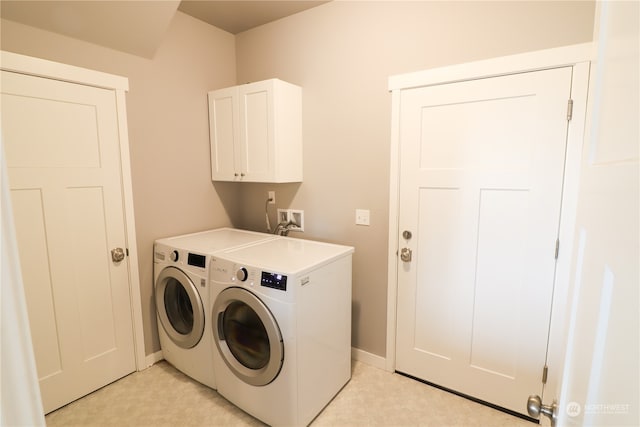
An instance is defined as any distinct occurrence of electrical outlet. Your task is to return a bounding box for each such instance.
[268,191,275,204]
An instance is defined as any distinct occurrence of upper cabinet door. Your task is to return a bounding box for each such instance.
[208,79,302,183]
[208,86,240,181]
[239,80,275,182]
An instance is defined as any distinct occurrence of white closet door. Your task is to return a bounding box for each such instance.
[2,70,135,413]
[395,67,573,415]
[556,1,639,425]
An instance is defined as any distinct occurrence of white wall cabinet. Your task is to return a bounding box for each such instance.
[208,79,302,183]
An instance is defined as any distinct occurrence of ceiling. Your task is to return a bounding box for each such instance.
[178,1,330,35]
[0,1,330,58]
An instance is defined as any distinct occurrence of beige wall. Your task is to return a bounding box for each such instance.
[1,1,596,360]
[234,1,595,356]
[1,12,237,355]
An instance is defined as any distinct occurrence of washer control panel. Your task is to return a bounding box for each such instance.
[188,252,206,269]
[210,259,259,286]
[236,267,248,281]
[261,271,287,291]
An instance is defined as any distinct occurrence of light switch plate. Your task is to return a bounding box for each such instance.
[355,209,370,226]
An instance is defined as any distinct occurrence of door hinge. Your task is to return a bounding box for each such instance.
[542,365,549,384]
[567,99,574,121]
[554,239,560,259]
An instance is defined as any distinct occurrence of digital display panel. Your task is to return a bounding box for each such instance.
[187,253,206,268]
[261,271,287,291]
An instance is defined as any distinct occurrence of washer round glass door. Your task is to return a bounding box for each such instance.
[155,266,204,349]
[212,287,283,386]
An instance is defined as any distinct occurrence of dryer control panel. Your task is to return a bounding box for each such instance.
[261,271,287,291]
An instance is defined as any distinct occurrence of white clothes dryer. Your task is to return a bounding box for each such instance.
[210,237,354,426]
[154,228,276,389]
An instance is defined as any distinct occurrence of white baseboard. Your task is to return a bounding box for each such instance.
[142,350,164,370]
[351,347,388,371]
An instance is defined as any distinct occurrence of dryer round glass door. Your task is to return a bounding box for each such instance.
[212,287,283,386]
[155,266,205,349]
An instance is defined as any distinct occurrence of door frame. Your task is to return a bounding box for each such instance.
[1,50,146,372]
[386,43,592,409]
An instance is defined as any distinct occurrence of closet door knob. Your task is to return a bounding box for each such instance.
[111,247,125,263]
[527,395,558,426]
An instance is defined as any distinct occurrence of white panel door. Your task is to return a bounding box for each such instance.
[396,67,573,415]
[239,80,273,182]
[208,86,240,181]
[556,1,639,425]
[1,70,136,413]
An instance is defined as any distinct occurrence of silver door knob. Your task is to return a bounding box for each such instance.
[400,247,412,262]
[527,395,557,426]
[111,247,125,263]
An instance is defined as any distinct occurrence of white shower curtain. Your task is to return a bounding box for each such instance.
[1,137,45,426]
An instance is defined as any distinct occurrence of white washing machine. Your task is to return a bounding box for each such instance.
[154,228,276,389]
[210,237,354,426]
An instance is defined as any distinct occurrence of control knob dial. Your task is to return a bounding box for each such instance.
[236,267,248,282]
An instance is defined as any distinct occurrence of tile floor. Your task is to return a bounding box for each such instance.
[45,360,536,426]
